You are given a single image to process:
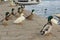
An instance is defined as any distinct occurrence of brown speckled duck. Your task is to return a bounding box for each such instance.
[26,9,35,20]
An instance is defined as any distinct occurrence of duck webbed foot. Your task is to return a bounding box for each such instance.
[40,31,45,35]
[2,21,8,27]
[14,22,23,25]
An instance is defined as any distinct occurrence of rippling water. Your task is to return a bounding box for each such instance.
[25,1,60,17]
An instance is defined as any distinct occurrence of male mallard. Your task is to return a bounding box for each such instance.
[18,7,21,14]
[17,7,22,15]
[7,8,16,19]
[0,12,10,26]
[11,8,15,16]
[26,9,35,20]
[48,16,53,22]
[40,16,53,35]
[21,5,25,11]
[13,0,18,6]
[13,12,25,24]
[15,7,23,18]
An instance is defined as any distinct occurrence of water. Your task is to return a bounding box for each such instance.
[25,1,60,18]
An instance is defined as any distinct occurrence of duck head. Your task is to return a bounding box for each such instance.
[48,16,53,22]
[21,5,25,8]
[12,8,14,12]
[18,7,21,9]
[5,12,10,21]
[31,9,35,14]
[5,12,10,17]
[18,7,21,13]
[48,16,53,25]
[11,8,15,15]
[21,5,25,11]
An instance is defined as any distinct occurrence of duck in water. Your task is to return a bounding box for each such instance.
[26,9,35,20]
[40,16,53,36]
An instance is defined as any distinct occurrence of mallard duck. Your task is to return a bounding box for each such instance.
[15,7,22,18]
[5,12,10,21]
[0,12,10,26]
[0,12,10,22]
[17,7,22,14]
[9,0,16,7]
[6,8,16,19]
[26,9,35,20]
[13,0,18,6]
[40,16,53,35]
[18,7,21,14]
[21,5,25,11]
[48,16,53,22]
[13,12,25,24]
[11,8,15,16]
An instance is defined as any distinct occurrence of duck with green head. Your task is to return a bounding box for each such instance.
[5,12,10,21]
[21,5,25,11]
[0,12,10,26]
[18,7,22,14]
[48,16,53,23]
[40,16,53,35]
[0,12,10,22]
[26,9,35,20]
[15,7,23,18]
[11,8,15,16]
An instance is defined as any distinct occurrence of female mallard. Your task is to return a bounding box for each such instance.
[40,16,53,35]
[13,11,25,24]
[26,9,35,20]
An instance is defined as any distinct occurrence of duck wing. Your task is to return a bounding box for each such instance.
[26,14,33,20]
[40,23,48,32]
[55,16,60,19]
